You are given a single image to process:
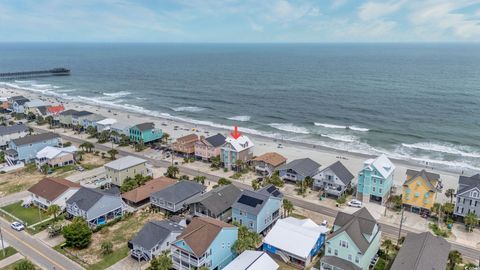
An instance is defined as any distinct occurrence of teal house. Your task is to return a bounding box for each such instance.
[129,122,162,143]
[320,208,381,270]
[171,216,238,270]
[356,154,395,205]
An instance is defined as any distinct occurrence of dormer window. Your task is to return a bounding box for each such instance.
[473,191,479,198]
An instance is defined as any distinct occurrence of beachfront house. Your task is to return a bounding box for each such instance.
[71,110,94,127]
[313,161,354,198]
[320,208,381,270]
[96,118,118,132]
[356,154,395,205]
[186,184,241,222]
[110,122,131,142]
[27,177,80,210]
[173,133,199,156]
[24,99,46,114]
[220,132,254,170]
[129,122,163,144]
[5,132,61,165]
[82,113,106,129]
[66,187,125,228]
[390,232,450,270]
[35,145,77,169]
[150,180,205,213]
[104,155,149,186]
[46,105,65,117]
[278,158,320,183]
[251,152,287,177]
[8,96,30,114]
[263,217,329,268]
[122,177,176,207]
[402,169,442,215]
[129,219,185,261]
[224,251,279,270]
[194,133,226,161]
[171,216,238,270]
[58,109,80,127]
[454,174,480,220]
[232,184,283,234]
[0,124,28,148]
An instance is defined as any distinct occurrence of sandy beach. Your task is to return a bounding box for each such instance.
[0,86,463,203]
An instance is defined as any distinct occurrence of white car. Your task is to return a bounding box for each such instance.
[347,199,362,208]
[11,222,25,231]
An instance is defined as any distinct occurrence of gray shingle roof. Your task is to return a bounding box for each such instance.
[330,208,378,253]
[278,158,320,177]
[458,174,480,195]
[151,180,205,204]
[322,161,354,185]
[104,156,147,171]
[37,106,48,116]
[130,220,184,250]
[0,124,28,136]
[186,184,241,216]
[205,133,226,148]
[257,184,283,199]
[322,256,361,270]
[405,169,440,191]
[14,98,29,105]
[72,110,93,117]
[134,122,155,131]
[390,232,450,270]
[66,187,111,212]
[232,185,282,215]
[12,132,59,146]
[60,109,79,116]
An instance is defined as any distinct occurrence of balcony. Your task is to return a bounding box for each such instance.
[171,247,209,269]
[255,165,271,176]
[324,186,346,197]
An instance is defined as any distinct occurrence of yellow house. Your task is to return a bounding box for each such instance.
[402,169,441,214]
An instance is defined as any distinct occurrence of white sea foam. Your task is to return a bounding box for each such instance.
[401,142,480,158]
[349,126,369,132]
[315,122,369,132]
[228,115,251,122]
[102,91,131,98]
[321,134,357,143]
[269,123,310,134]
[172,106,205,112]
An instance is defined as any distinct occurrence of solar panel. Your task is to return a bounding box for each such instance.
[238,195,263,207]
[266,186,276,193]
[272,190,281,197]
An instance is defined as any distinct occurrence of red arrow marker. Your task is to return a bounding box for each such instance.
[230,126,241,139]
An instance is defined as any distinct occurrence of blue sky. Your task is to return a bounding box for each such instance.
[1,0,479,42]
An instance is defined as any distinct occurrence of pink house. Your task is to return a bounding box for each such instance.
[194,133,226,161]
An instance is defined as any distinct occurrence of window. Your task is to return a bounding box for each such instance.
[355,256,359,263]
[334,249,338,256]
[328,247,331,254]
[348,254,352,261]
[380,180,383,185]
[473,191,479,198]
[373,179,376,183]
[372,187,376,192]
[379,188,382,193]
[340,240,349,248]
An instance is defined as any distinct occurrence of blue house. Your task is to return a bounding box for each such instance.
[232,185,283,234]
[8,96,29,114]
[278,158,321,183]
[171,216,238,270]
[263,217,329,267]
[357,154,395,205]
[129,122,163,143]
[5,132,61,165]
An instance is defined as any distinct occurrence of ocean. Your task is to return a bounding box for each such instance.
[1,43,480,172]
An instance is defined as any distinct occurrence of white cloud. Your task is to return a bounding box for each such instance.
[266,0,320,23]
[358,0,405,21]
[250,22,264,32]
[331,0,348,10]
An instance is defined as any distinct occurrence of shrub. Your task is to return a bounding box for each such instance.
[62,217,92,249]
[101,241,113,255]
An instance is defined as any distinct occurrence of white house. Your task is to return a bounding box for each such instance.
[0,124,28,148]
[27,177,81,210]
[35,145,77,169]
[96,118,118,132]
[224,251,279,270]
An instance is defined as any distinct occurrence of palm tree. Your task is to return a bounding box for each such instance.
[47,204,61,221]
[27,127,33,135]
[193,175,206,185]
[147,250,172,270]
[282,199,294,217]
[107,149,118,160]
[445,188,455,203]
[464,212,479,232]
[235,159,244,173]
[0,116,5,126]
[381,239,395,261]
[447,250,462,270]
[162,132,170,144]
[210,155,221,169]
[431,203,442,224]
[79,142,94,153]
[165,166,179,179]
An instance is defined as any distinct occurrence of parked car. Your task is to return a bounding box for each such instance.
[11,222,25,231]
[321,220,328,226]
[347,199,362,208]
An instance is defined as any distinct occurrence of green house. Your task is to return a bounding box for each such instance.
[129,122,162,143]
[320,208,381,270]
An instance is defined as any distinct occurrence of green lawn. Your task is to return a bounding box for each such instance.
[0,246,17,261]
[0,259,40,270]
[290,212,307,219]
[1,202,50,226]
[87,246,129,270]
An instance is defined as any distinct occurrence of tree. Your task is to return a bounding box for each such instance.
[62,217,92,249]
[304,176,314,188]
[464,212,478,232]
[387,195,402,211]
[148,250,172,270]
[210,155,221,169]
[165,166,179,179]
[264,173,284,188]
[179,175,190,180]
[80,142,94,153]
[235,159,244,173]
[40,163,50,174]
[119,134,131,146]
[447,250,462,270]
[381,239,395,260]
[47,204,61,221]
[445,188,455,203]
[74,124,83,133]
[443,202,455,217]
[161,132,170,144]
[193,175,206,185]
[107,149,118,160]
[214,178,231,188]
[282,199,294,217]
[296,180,308,196]
[251,179,261,190]
[45,115,54,127]
[97,130,111,143]
[26,112,36,121]
[109,130,119,143]
[431,202,442,224]
[101,241,113,255]
[13,259,35,270]
[27,127,34,135]
[232,225,262,254]
[86,126,97,138]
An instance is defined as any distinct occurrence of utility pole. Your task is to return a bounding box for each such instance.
[0,225,5,257]
[397,207,404,246]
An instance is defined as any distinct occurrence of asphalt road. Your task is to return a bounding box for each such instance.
[34,127,480,262]
[0,218,84,270]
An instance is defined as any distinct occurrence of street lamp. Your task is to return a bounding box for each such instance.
[0,225,5,257]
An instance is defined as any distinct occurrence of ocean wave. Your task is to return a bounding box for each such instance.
[103,91,131,98]
[401,142,480,158]
[314,122,369,132]
[31,84,52,88]
[321,134,357,143]
[172,106,205,112]
[269,123,310,134]
[228,115,251,122]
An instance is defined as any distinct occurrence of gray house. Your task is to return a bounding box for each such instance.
[129,220,185,261]
[66,187,125,228]
[150,180,205,213]
[390,232,450,270]
[0,124,28,148]
[186,184,241,222]
[278,158,321,183]
[454,174,480,219]
[313,161,354,198]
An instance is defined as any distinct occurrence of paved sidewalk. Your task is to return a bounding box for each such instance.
[0,253,24,268]
[0,191,28,207]
[105,256,147,270]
